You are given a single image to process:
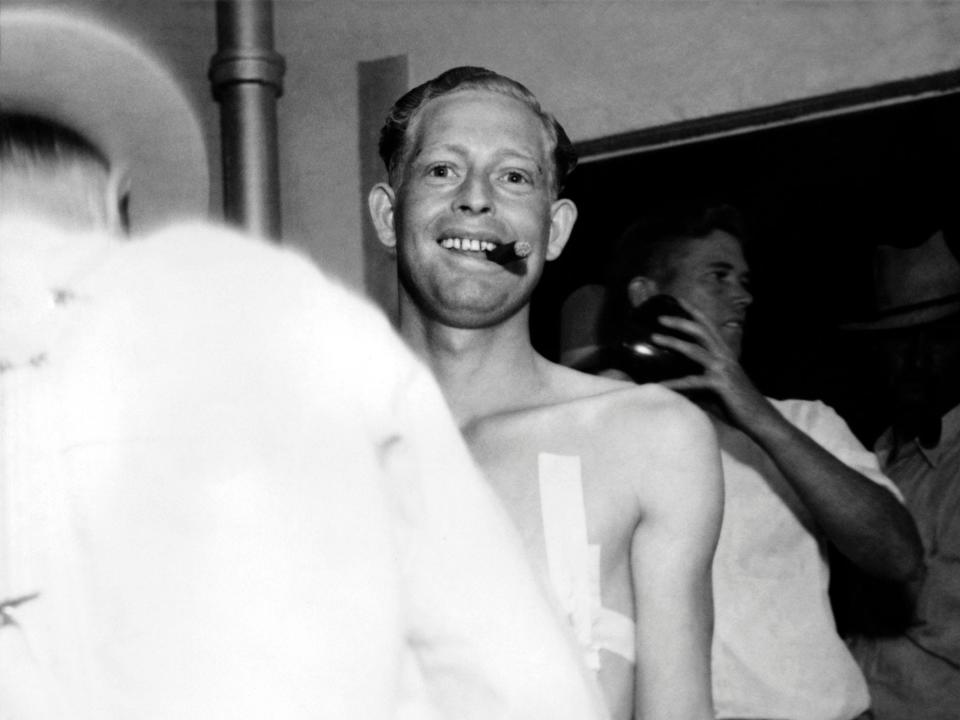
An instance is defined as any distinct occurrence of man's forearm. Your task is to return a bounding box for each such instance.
[746,407,922,581]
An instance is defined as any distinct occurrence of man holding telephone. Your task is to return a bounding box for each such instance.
[603,203,922,720]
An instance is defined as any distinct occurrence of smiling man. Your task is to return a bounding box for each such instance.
[605,203,923,720]
[368,66,724,720]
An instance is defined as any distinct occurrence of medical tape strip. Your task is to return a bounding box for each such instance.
[538,452,600,670]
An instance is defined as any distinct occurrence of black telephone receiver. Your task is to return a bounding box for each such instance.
[617,294,703,383]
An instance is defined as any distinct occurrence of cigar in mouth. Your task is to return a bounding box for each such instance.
[485,241,532,264]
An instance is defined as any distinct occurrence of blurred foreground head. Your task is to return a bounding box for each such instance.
[0,6,208,234]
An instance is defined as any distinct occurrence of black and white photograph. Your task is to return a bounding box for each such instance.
[2,2,958,718]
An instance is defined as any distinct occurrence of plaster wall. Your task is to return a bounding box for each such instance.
[11,1,960,298]
[280,0,960,298]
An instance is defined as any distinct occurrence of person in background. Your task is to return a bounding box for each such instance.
[0,9,607,718]
[368,65,723,720]
[602,202,923,720]
[842,227,960,720]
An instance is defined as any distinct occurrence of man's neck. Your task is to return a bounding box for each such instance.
[399,306,544,427]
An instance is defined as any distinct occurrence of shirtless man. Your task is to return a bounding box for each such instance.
[368,65,724,720]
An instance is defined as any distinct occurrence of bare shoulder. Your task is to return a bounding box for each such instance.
[568,375,721,509]
[529,367,723,558]
[536,359,717,474]
[608,385,715,472]
[507,359,708,442]
[614,383,713,443]
[467,359,715,471]
[543,361,710,438]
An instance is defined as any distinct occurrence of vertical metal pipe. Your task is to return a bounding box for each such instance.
[209,0,285,239]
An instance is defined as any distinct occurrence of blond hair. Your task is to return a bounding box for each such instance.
[1,113,125,233]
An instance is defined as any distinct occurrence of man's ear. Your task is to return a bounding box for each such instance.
[367,182,399,250]
[627,275,659,308]
[545,198,578,261]
[104,168,130,235]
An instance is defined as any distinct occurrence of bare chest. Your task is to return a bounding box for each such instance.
[463,406,643,581]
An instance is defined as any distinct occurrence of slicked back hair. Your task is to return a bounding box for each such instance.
[377,66,577,198]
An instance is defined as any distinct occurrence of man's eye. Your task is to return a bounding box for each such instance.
[503,170,531,185]
[427,164,454,178]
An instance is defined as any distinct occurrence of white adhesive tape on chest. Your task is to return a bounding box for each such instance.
[538,452,600,669]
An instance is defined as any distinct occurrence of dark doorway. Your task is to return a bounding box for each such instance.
[532,79,960,446]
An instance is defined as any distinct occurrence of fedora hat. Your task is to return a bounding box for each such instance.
[842,228,960,331]
[0,6,209,233]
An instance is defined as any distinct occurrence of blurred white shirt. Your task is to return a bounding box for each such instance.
[0,218,606,720]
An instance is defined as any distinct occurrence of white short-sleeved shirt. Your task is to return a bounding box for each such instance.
[711,398,902,720]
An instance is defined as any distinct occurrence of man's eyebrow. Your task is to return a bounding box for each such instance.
[414,142,544,169]
[706,260,750,277]
[706,260,735,270]
[415,141,467,156]
[489,152,547,183]
[410,142,465,164]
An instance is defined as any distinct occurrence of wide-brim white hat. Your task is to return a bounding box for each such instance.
[0,6,209,233]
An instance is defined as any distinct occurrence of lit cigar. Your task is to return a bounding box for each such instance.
[485,241,532,264]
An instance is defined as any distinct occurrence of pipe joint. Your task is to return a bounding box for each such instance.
[209,48,285,98]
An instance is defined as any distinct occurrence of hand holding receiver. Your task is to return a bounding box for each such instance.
[616,294,703,383]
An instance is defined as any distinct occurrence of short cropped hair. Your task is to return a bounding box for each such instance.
[1,112,124,231]
[1,112,109,172]
[377,66,577,197]
[598,203,748,339]
[610,203,748,290]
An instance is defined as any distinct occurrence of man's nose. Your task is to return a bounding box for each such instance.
[731,279,753,309]
[454,171,493,214]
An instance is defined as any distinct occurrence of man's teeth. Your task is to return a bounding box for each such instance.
[440,237,496,252]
